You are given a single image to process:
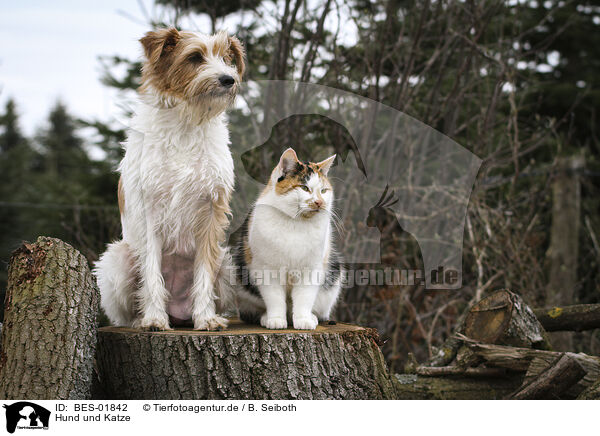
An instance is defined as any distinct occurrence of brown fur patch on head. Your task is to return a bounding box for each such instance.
[275,161,314,195]
[138,28,243,102]
[274,161,333,195]
[140,28,181,63]
[270,149,335,196]
[227,36,245,77]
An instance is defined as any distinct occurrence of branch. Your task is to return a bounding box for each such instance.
[533,304,600,332]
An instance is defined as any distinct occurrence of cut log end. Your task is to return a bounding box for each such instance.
[99,319,367,336]
[95,320,395,400]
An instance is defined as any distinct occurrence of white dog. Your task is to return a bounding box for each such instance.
[94,28,245,330]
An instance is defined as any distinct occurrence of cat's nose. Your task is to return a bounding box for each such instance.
[314,199,323,208]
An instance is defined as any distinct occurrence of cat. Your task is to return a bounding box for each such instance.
[233,148,343,330]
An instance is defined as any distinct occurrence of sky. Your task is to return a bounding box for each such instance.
[0,0,157,136]
[0,1,355,141]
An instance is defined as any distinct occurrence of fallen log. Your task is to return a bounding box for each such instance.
[506,354,586,400]
[425,289,550,368]
[411,365,506,378]
[457,334,600,396]
[0,237,99,399]
[393,374,522,400]
[578,376,600,399]
[533,304,600,332]
[96,321,396,400]
[464,289,550,349]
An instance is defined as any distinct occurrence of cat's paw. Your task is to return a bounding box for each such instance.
[194,315,229,331]
[260,314,288,329]
[293,314,319,330]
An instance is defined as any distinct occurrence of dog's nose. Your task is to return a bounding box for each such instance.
[219,75,235,88]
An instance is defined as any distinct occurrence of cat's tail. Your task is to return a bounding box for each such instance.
[228,241,265,324]
[214,247,238,315]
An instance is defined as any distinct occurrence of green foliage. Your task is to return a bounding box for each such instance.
[0,101,121,315]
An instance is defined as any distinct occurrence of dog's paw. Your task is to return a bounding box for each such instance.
[293,314,318,330]
[194,315,229,331]
[135,316,172,331]
[260,314,288,329]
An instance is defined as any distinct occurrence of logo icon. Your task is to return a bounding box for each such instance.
[3,402,50,433]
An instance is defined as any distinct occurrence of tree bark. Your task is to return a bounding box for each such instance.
[533,304,600,332]
[0,237,99,399]
[578,375,600,399]
[96,321,396,400]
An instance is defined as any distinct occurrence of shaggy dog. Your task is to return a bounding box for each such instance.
[94,28,245,330]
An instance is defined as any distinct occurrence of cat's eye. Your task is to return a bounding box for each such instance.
[321,188,328,194]
[300,185,311,192]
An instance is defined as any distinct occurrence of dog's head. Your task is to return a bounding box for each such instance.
[139,28,245,115]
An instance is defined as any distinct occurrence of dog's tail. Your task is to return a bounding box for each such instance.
[93,240,138,326]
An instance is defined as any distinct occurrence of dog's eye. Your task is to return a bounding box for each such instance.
[189,52,204,63]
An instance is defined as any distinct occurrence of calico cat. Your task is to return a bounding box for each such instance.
[234,148,343,330]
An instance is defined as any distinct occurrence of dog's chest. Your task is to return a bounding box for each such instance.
[142,129,234,252]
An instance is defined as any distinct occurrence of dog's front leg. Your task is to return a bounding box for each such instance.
[135,215,171,331]
[191,192,231,330]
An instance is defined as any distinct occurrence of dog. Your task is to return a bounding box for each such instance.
[94,28,245,330]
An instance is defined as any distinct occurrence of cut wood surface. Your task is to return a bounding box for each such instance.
[464,289,549,349]
[0,237,99,400]
[96,320,396,400]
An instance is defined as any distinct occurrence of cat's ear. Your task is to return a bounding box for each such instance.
[317,154,336,176]
[278,148,299,176]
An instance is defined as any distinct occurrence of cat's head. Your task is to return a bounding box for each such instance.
[261,148,336,219]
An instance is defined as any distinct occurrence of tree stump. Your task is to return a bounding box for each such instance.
[96,321,396,400]
[0,237,99,399]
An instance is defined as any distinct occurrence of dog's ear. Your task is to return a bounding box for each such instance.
[228,36,246,78]
[140,28,181,64]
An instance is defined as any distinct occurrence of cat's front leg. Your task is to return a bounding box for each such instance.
[259,283,288,329]
[291,284,319,330]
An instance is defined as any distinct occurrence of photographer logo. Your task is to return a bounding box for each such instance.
[2,402,50,433]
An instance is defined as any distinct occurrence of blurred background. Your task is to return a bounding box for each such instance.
[1,0,599,372]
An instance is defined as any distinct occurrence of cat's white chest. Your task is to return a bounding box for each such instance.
[249,206,328,269]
